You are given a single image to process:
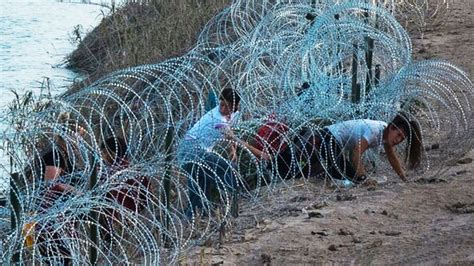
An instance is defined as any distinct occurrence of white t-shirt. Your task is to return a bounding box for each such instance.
[185,106,240,150]
[326,119,387,151]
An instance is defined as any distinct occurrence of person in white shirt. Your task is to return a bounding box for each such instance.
[178,88,267,217]
[179,99,240,161]
[314,112,423,182]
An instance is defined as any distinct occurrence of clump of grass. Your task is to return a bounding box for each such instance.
[66,0,231,91]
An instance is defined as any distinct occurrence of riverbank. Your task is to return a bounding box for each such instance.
[65,0,230,92]
[181,0,474,263]
[51,0,474,264]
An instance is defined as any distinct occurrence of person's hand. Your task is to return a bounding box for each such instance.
[223,127,237,141]
[76,125,86,137]
[399,174,408,182]
[229,143,238,161]
[397,170,408,182]
[355,174,368,182]
[44,166,63,180]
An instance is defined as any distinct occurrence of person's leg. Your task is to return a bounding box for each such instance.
[183,147,238,217]
[201,152,239,217]
[297,129,322,178]
[202,152,236,197]
[183,161,206,217]
[339,153,357,181]
[330,135,345,179]
[37,228,72,265]
[276,147,294,180]
[98,209,114,246]
[179,141,211,217]
[229,161,239,217]
[318,129,346,180]
[114,176,150,213]
[299,130,325,179]
[324,131,358,181]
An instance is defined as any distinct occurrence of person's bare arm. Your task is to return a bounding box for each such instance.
[44,166,82,195]
[44,166,63,180]
[238,140,270,161]
[229,142,238,161]
[384,144,407,181]
[351,138,370,177]
[224,128,270,161]
[51,183,75,193]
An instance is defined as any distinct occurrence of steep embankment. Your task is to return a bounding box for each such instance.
[66,1,230,93]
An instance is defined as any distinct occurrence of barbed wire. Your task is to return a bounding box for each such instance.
[1,0,471,264]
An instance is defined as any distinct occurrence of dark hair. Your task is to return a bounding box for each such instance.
[219,87,241,108]
[100,136,126,159]
[389,112,423,169]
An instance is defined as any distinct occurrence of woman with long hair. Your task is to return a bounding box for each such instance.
[312,111,423,182]
[245,111,423,183]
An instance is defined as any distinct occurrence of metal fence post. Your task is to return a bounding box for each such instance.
[352,44,361,103]
[163,126,173,243]
[88,162,98,265]
[10,172,22,264]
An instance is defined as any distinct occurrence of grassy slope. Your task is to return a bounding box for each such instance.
[66,0,231,92]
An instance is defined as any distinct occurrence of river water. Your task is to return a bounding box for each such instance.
[0,0,115,195]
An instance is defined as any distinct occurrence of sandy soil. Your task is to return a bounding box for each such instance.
[184,1,474,264]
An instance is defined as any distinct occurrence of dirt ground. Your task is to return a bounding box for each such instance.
[184,1,474,264]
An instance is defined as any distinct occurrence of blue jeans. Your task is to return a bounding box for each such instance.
[317,128,357,180]
[179,144,237,217]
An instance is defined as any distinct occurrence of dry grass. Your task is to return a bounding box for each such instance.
[66,0,231,91]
